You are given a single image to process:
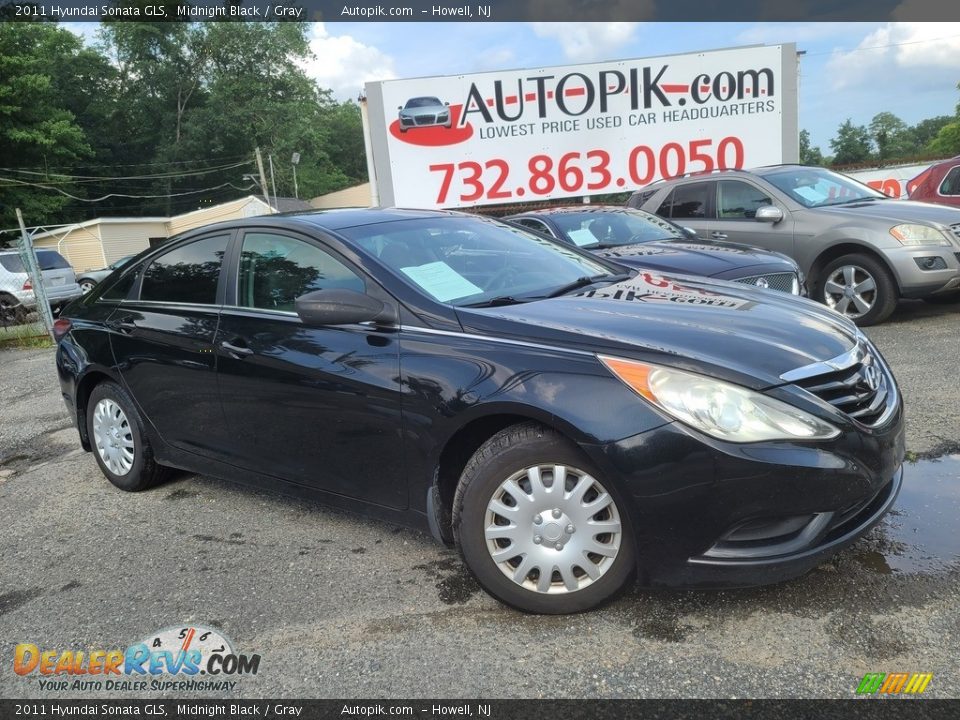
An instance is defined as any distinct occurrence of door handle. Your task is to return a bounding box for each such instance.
[106,317,136,333]
[220,340,253,358]
[711,231,728,240]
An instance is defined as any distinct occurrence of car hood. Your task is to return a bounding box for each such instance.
[817,199,960,226]
[590,239,794,277]
[456,272,858,389]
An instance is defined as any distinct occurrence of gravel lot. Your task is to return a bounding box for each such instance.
[1,299,958,699]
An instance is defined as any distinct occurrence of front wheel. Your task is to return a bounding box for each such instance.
[453,423,635,614]
[79,279,96,294]
[818,254,897,326]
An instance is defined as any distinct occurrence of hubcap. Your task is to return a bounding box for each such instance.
[484,464,622,594]
[92,398,135,476]
[80,281,94,295]
[823,265,876,319]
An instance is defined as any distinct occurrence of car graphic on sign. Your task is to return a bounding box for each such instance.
[398,96,452,132]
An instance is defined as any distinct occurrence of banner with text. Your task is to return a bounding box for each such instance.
[365,44,798,208]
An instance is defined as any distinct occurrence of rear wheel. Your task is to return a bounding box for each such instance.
[79,279,96,295]
[453,423,635,614]
[0,295,28,326]
[86,381,168,491]
[818,254,897,326]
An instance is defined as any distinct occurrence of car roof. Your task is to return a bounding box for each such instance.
[173,207,469,239]
[510,205,639,217]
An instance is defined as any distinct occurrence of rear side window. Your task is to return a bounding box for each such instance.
[0,251,70,272]
[940,166,960,196]
[658,182,711,219]
[630,188,659,209]
[140,235,228,305]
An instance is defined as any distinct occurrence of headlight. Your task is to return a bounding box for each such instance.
[599,356,840,442]
[889,224,949,247]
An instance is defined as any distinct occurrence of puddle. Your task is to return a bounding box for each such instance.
[855,454,960,574]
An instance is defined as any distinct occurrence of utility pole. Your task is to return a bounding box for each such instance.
[254,147,271,209]
[291,152,300,200]
[268,154,278,210]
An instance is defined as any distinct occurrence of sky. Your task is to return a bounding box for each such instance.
[67,21,960,153]
[298,21,960,152]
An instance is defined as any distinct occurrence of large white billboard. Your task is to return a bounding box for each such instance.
[365,44,798,209]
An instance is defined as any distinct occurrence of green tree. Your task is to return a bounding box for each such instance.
[908,115,954,152]
[868,112,910,163]
[927,122,960,157]
[799,129,824,166]
[830,119,873,166]
[0,23,92,230]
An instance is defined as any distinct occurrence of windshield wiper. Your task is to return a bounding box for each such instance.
[461,295,532,308]
[545,272,631,298]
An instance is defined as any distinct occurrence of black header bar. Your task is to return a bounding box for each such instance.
[2,0,960,22]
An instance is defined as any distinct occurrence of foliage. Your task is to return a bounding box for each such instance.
[799,130,824,166]
[829,120,874,166]
[2,21,367,231]
[0,24,92,230]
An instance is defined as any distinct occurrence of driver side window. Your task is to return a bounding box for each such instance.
[237,233,363,312]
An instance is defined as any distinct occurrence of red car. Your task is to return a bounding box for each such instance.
[907,156,960,208]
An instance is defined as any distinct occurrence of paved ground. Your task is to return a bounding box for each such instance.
[1,299,959,699]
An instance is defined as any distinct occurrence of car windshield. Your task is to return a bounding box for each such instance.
[339,216,617,307]
[549,210,684,248]
[405,97,442,108]
[763,167,888,208]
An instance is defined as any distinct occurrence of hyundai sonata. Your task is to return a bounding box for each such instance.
[55,209,904,614]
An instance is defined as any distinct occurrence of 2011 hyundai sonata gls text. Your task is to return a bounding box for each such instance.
[54,208,905,614]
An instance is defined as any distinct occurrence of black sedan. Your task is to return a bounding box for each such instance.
[505,206,804,294]
[54,209,904,614]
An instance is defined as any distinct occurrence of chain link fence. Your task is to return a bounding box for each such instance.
[0,214,55,347]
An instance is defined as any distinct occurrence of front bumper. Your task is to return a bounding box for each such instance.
[887,244,960,297]
[676,464,901,586]
[589,399,905,587]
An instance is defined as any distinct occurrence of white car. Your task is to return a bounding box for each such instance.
[0,249,82,324]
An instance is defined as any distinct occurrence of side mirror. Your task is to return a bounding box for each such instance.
[445,101,450,106]
[295,289,397,327]
[681,227,698,238]
[397,105,403,110]
[755,205,784,223]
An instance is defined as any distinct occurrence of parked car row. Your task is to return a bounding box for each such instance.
[0,249,82,324]
[628,165,960,326]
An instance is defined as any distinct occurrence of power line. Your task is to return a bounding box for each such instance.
[0,176,257,202]
[4,155,255,172]
[0,160,253,185]
[802,33,960,58]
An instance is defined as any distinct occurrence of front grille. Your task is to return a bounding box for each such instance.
[414,115,436,125]
[791,350,889,426]
[733,272,797,294]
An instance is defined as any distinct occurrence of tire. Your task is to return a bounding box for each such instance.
[79,279,96,295]
[923,292,960,305]
[453,422,636,614]
[0,296,28,326]
[86,381,168,491]
[817,254,898,327]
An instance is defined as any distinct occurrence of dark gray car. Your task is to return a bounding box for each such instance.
[630,165,960,325]
[76,255,135,295]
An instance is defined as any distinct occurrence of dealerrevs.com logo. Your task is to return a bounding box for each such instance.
[14,625,260,692]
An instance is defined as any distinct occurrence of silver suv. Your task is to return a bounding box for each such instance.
[0,249,82,323]
[630,165,960,325]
